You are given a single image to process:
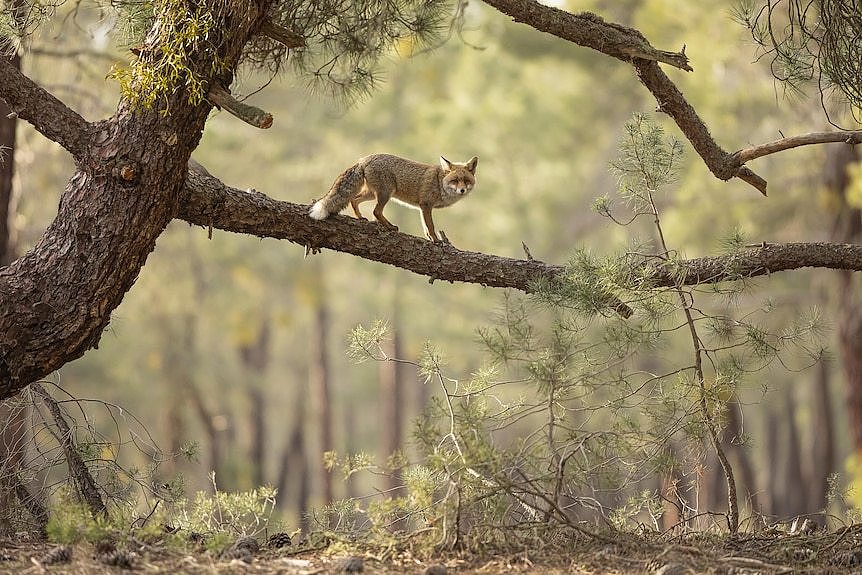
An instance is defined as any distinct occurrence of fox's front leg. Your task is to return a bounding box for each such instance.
[420,206,439,242]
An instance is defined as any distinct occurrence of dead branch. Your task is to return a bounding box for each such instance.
[207,83,273,129]
[259,20,305,48]
[30,384,107,516]
[483,0,769,194]
[733,131,862,164]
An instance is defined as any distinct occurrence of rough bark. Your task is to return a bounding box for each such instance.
[1,0,862,404]
[180,167,862,293]
[0,0,271,400]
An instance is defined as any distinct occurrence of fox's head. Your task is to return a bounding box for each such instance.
[440,156,478,198]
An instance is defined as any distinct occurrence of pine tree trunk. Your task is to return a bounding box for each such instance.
[239,319,271,488]
[309,265,334,507]
[0,0,272,400]
[807,358,834,515]
[380,287,404,493]
[0,50,18,267]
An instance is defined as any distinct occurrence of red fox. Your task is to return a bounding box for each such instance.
[309,154,478,242]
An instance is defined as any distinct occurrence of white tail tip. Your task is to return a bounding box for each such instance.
[309,201,328,220]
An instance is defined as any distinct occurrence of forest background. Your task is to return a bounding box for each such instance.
[2,0,861,552]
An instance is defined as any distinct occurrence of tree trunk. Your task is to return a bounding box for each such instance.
[277,385,310,531]
[309,264,334,507]
[0,49,19,267]
[379,285,404,494]
[782,390,807,518]
[723,399,760,514]
[827,144,862,458]
[765,409,782,516]
[807,358,835,515]
[0,0,272,400]
[238,318,271,488]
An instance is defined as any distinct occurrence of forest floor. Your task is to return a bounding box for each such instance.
[4,526,862,574]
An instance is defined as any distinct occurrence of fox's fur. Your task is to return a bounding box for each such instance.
[309,154,478,241]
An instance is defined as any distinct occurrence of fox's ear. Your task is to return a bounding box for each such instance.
[466,156,478,174]
[439,156,453,171]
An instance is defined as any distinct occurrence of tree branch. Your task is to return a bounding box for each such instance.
[0,57,90,159]
[178,167,862,296]
[483,0,769,194]
[207,83,273,129]
[259,20,305,48]
[732,131,862,164]
[480,0,691,71]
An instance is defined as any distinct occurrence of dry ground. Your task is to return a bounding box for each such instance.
[4,526,862,574]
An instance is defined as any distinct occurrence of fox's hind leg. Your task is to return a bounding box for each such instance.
[366,183,398,231]
[350,184,374,220]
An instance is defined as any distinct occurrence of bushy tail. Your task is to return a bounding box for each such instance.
[309,163,364,220]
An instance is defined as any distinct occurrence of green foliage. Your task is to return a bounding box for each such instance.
[46,497,115,544]
[281,0,452,103]
[167,472,277,538]
[108,0,228,110]
[733,0,862,123]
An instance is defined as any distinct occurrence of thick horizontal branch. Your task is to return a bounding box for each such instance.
[653,242,862,286]
[180,165,560,290]
[732,131,862,164]
[0,56,90,159]
[178,167,862,301]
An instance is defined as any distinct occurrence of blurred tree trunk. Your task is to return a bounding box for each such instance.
[807,358,834,514]
[782,390,807,517]
[0,45,36,533]
[344,405,358,500]
[827,145,862,460]
[278,384,310,531]
[238,318,271,488]
[722,399,760,514]
[765,409,782,516]
[162,313,225,485]
[380,284,404,494]
[309,264,334,507]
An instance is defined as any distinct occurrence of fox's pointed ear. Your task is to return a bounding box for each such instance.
[439,156,453,171]
[466,156,478,174]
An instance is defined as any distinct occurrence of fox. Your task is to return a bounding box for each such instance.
[309,154,478,242]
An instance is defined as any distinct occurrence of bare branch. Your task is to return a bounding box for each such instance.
[0,57,90,159]
[481,0,691,71]
[30,383,107,516]
[207,83,273,129]
[178,167,862,295]
[259,20,305,48]
[483,0,769,194]
[733,131,862,164]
